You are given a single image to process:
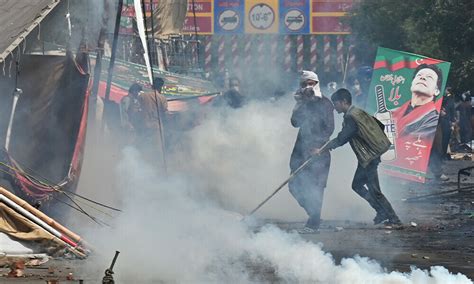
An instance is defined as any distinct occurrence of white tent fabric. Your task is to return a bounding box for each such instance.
[0,233,35,255]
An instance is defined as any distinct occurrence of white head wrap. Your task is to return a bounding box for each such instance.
[300,70,319,83]
[300,70,322,98]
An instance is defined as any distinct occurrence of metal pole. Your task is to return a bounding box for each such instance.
[5,58,21,151]
[144,0,168,173]
[104,0,123,103]
[5,89,22,151]
[90,15,108,120]
[191,0,200,65]
[342,45,350,85]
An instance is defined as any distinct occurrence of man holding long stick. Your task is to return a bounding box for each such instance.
[288,71,334,233]
[315,88,401,225]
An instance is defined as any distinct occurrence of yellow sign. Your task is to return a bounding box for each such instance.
[244,0,279,34]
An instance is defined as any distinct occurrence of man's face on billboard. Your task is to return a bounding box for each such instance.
[410,68,440,99]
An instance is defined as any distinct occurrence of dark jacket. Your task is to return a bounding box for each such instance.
[290,96,334,170]
[328,105,390,168]
[213,89,246,109]
[440,94,456,125]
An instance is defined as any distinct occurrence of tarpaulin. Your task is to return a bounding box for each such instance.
[120,0,188,36]
[0,53,90,201]
[0,0,60,63]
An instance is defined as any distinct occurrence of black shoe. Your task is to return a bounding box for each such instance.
[305,217,320,230]
[383,217,402,226]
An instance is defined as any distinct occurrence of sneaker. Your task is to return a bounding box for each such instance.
[297,226,320,234]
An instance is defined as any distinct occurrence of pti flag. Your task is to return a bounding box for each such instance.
[366,47,451,183]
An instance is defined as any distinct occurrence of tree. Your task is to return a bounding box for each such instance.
[348,0,474,92]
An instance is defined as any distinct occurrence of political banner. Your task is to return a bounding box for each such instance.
[215,0,244,34]
[279,0,310,34]
[366,47,451,183]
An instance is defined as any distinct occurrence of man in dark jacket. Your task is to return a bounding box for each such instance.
[316,88,401,225]
[289,71,334,233]
[440,87,456,158]
[213,77,246,109]
[457,91,472,145]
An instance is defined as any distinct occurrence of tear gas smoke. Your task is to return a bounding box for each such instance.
[180,95,373,222]
[76,98,471,283]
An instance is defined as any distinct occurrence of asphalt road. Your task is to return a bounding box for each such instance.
[1,160,473,283]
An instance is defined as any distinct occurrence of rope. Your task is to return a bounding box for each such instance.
[1,151,112,205]
[0,164,111,225]
[73,197,115,218]
[0,161,121,212]
[59,190,103,226]
[52,195,111,227]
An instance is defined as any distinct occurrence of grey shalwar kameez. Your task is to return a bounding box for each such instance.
[289,96,334,229]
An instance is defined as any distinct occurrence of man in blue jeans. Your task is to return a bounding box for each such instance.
[316,88,401,226]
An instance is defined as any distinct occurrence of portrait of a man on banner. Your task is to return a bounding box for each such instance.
[366,47,451,183]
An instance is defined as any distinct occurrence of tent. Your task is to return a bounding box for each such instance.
[0,1,91,207]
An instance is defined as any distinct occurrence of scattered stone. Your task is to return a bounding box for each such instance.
[47,267,55,274]
[7,260,25,277]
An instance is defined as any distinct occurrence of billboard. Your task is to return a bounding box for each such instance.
[182,0,214,34]
[366,47,451,183]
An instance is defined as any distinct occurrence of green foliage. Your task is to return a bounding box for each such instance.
[348,0,474,92]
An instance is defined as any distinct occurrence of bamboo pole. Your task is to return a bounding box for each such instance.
[0,203,86,258]
[0,187,81,244]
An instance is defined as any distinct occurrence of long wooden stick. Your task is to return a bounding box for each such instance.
[245,141,330,218]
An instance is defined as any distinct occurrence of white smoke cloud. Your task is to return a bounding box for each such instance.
[179,96,372,222]
[76,97,471,283]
